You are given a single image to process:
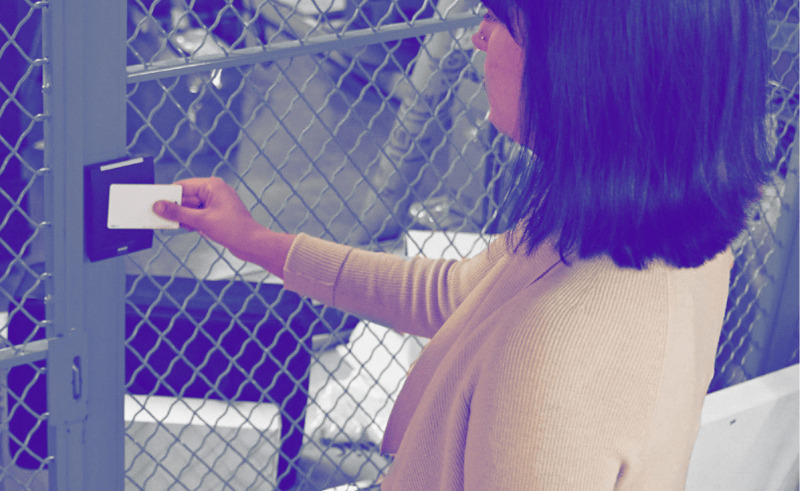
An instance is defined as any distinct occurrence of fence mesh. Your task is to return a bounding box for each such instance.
[0,0,797,490]
[711,0,800,392]
[1,0,52,489]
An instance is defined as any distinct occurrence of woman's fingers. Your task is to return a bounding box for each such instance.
[153,177,259,251]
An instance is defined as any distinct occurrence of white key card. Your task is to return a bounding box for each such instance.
[107,184,182,229]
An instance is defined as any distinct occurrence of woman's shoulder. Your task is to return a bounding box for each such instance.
[494,249,732,352]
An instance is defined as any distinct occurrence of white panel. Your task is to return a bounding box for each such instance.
[687,364,799,491]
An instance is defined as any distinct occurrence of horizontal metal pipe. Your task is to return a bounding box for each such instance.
[126,13,480,84]
[0,339,49,370]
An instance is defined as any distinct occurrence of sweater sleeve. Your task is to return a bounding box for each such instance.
[283,233,504,337]
[462,268,667,490]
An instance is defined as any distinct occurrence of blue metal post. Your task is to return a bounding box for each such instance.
[44,0,127,489]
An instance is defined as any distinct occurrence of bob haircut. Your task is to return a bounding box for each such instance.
[482,0,772,269]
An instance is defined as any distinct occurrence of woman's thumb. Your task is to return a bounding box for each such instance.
[153,200,190,226]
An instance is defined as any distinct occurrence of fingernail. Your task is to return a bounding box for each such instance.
[153,201,164,214]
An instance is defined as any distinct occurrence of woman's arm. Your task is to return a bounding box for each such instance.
[154,177,500,336]
[461,267,676,490]
[283,233,499,337]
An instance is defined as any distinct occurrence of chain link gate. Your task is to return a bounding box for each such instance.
[1,1,53,489]
[122,1,485,489]
[1,1,797,490]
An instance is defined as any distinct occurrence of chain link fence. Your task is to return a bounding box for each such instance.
[0,0,797,490]
[711,0,800,392]
[1,0,52,488]
[122,1,485,488]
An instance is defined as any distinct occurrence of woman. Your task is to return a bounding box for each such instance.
[154,0,771,488]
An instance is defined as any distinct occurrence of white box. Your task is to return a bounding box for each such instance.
[686,364,799,491]
[405,230,493,260]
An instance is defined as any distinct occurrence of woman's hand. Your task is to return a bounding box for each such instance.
[153,177,295,277]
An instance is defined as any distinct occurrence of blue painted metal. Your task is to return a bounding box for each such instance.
[126,13,481,83]
[43,0,127,488]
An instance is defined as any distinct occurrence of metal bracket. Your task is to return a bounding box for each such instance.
[48,331,88,426]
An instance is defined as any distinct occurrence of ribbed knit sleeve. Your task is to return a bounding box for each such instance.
[282,233,353,307]
[462,261,670,489]
[282,233,504,337]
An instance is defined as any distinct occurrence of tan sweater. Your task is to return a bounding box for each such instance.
[283,231,732,490]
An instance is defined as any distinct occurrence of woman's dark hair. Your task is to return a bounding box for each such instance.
[483,0,772,269]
